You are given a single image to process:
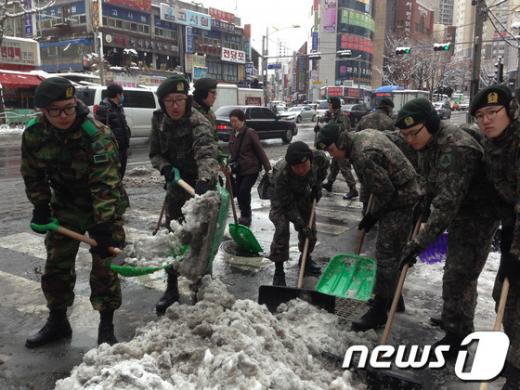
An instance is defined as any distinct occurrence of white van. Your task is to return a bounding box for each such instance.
[76,86,159,138]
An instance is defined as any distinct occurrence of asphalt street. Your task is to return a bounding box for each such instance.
[0,111,504,389]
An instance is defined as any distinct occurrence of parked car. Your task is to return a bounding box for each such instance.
[315,100,329,120]
[341,103,370,126]
[76,85,160,138]
[277,106,317,123]
[458,100,469,111]
[433,101,452,119]
[214,105,298,143]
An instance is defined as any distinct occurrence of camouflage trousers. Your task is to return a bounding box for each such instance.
[441,217,498,335]
[42,207,125,312]
[373,207,414,300]
[327,158,357,191]
[165,176,196,225]
[269,201,316,263]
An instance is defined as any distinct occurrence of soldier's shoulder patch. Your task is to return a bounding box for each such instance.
[93,153,110,164]
[81,119,99,137]
[439,153,453,169]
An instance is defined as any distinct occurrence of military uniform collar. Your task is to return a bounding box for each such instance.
[489,121,516,148]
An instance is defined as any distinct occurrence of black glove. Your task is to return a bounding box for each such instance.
[195,180,210,195]
[299,226,313,238]
[358,213,378,233]
[314,125,320,133]
[89,222,116,259]
[311,185,322,202]
[161,165,173,183]
[30,204,52,234]
[498,253,520,282]
[399,240,423,269]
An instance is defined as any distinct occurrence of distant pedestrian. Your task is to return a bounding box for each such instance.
[95,84,131,178]
[228,108,271,227]
[356,97,395,132]
[193,78,218,139]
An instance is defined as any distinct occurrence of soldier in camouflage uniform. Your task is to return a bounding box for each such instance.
[149,75,219,315]
[21,77,129,348]
[269,142,330,286]
[397,98,499,356]
[315,97,358,200]
[471,85,520,389]
[192,78,218,137]
[316,123,421,331]
[356,97,395,132]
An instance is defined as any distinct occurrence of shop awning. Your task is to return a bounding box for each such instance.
[0,73,43,89]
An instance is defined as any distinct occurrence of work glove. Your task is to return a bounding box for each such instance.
[399,240,423,269]
[30,204,52,234]
[299,226,313,239]
[314,124,320,133]
[89,222,116,259]
[358,213,378,233]
[311,185,322,202]
[498,253,520,282]
[195,180,210,195]
[161,165,174,183]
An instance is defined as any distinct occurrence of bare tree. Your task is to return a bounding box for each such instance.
[0,0,55,46]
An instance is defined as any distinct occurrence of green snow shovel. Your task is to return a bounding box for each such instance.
[223,168,263,254]
[315,194,377,301]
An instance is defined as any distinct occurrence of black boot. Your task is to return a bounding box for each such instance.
[351,296,388,331]
[156,268,180,315]
[25,309,72,348]
[272,262,286,286]
[238,215,252,227]
[322,181,333,192]
[343,189,359,200]
[430,316,443,327]
[432,332,465,359]
[97,310,118,346]
[298,255,321,276]
[503,363,520,390]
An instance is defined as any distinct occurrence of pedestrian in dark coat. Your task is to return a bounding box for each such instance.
[228,108,271,226]
[95,84,131,178]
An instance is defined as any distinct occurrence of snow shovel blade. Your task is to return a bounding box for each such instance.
[257,285,336,313]
[228,222,263,254]
[419,232,448,264]
[315,253,377,301]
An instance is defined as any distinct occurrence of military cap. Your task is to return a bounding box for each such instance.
[328,96,341,110]
[157,74,189,101]
[285,141,312,165]
[315,123,341,150]
[377,97,394,109]
[395,98,440,134]
[194,78,218,92]
[470,85,512,116]
[34,77,76,108]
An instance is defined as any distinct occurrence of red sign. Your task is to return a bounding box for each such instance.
[209,7,235,24]
[104,0,151,13]
[340,34,374,54]
[314,0,319,10]
[327,87,343,96]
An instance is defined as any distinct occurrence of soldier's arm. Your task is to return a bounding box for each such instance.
[313,151,330,183]
[149,112,170,173]
[20,131,52,206]
[414,146,478,248]
[274,172,305,228]
[510,153,520,255]
[192,119,219,183]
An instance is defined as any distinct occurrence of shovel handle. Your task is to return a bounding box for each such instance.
[356,194,375,255]
[297,199,317,288]
[153,195,168,236]
[177,179,196,197]
[479,277,510,390]
[56,226,122,255]
[223,169,239,224]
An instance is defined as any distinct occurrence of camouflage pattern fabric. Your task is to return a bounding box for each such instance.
[269,151,329,262]
[320,109,351,132]
[326,157,357,191]
[356,109,395,132]
[383,130,419,171]
[20,114,128,311]
[192,100,217,140]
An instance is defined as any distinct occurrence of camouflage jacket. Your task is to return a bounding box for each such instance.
[192,100,217,139]
[481,119,520,254]
[20,114,128,223]
[343,129,420,218]
[415,122,494,248]
[149,107,219,183]
[271,150,330,228]
[356,109,395,132]
[322,110,351,132]
[383,130,419,171]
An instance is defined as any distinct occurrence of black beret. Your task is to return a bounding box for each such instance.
[470,85,512,116]
[106,83,123,98]
[34,77,75,108]
[285,141,312,165]
[328,96,341,109]
[395,98,440,134]
[377,97,394,109]
[194,78,218,92]
[157,74,189,101]
[315,123,340,150]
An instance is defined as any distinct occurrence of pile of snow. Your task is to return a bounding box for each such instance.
[55,277,375,390]
[0,124,24,135]
[124,166,163,186]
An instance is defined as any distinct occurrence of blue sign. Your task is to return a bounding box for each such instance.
[245,62,254,80]
[186,26,193,54]
[23,0,33,36]
[267,63,282,70]
[312,32,319,51]
[193,66,208,80]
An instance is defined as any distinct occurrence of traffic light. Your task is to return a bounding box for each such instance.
[336,50,352,58]
[395,47,411,55]
[433,42,451,51]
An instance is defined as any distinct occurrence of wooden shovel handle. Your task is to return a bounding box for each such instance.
[56,226,122,255]
[356,194,375,255]
[153,195,168,236]
[297,199,317,288]
[223,169,239,224]
[177,179,196,197]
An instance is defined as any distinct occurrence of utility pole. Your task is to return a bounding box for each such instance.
[91,0,105,85]
[470,0,485,103]
[262,28,269,107]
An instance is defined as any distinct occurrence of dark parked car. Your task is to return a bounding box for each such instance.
[214,105,298,143]
[341,103,370,126]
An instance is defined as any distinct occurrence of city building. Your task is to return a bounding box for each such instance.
[453,0,475,60]
[392,0,434,43]
[420,0,454,26]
